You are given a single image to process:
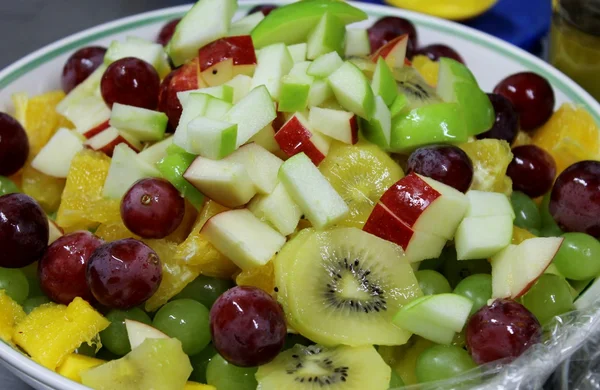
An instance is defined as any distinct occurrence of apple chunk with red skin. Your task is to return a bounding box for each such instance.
[198,36,257,87]
[491,237,564,299]
[81,120,110,139]
[379,173,468,240]
[84,126,142,157]
[308,107,358,145]
[370,34,408,69]
[274,113,331,165]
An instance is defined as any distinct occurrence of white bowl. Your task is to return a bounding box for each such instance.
[0,1,599,389]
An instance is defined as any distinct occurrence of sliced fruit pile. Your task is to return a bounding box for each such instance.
[0,0,599,389]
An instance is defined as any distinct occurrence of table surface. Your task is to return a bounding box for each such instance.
[0,1,559,389]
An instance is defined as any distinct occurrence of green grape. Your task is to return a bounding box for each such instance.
[440,247,491,288]
[416,270,451,295]
[173,275,233,309]
[75,342,97,357]
[540,192,563,231]
[206,354,258,390]
[415,345,477,383]
[453,274,492,315]
[22,296,51,314]
[389,370,405,388]
[553,233,600,280]
[153,299,211,356]
[418,256,444,271]
[540,224,564,238]
[0,268,29,304]
[283,333,312,350]
[190,344,217,384]
[47,211,58,221]
[521,274,574,325]
[100,308,152,356]
[0,176,19,196]
[21,263,43,298]
[511,191,541,231]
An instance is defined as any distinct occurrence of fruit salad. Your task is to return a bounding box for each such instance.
[0,0,599,389]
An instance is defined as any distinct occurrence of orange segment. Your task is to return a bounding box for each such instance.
[164,200,198,244]
[411,55,439,87]
[512,131,532,148]
[532,103,600,174]
[56,150,120,232]
[512,226,536,245]
[460,139,513,195]
[21,164,66,213]
[236,260,276,295]
[95,222,138,242]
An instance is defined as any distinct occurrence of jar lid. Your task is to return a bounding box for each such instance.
[559,0,600,36]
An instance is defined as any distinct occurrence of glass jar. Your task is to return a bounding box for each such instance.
[550,0,600,100]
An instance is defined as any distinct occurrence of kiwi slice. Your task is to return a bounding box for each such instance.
[319,141,404,229]
[281,227,422,346]
[256,344,391,390]
[393,67,442,112]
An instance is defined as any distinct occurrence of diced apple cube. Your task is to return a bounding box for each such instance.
[225,143,283,194]
[174,92,210,152]
[138,137,173,166]
[183,156,256,208]
[328,61,375,120]
[308,79,333,108]
[308,107,358,145]
[278,76,311,113]
[288,43,308,63]
[454,216,514,260]
[465,190,515,218]
[306,13,345,60]
[109,103,168,142]
[307,51,344,78]
[249,183,302,236]
[67,96,111,136]
[359,96,391,148]
[102,143,161,199]
[371,57,398,106]
[251,43,294,100]
[225,75,253,104]
[279,153,348,229]
[202,209,286,270]
[104,39,169,78]
[370,35,408,69]
[228,12,264,36]
[125,320,169,351]
[187,117,237,159]
[275,113,330,165]
[84,126,142,156]
[345,28,371,58]
[32,128,84,178]
[225,85,277,147]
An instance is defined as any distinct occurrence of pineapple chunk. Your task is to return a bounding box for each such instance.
[185,382,216,390]
[13,298,110,370]
[57,354,105,383]
[0,290,26,343]
[81,338,192,390]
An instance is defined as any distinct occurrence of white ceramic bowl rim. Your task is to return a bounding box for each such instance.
[0,1,599,389]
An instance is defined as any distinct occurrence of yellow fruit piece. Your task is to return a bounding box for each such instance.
[56,150,121,232]
[319,141,404,229]
[236,260,275,294]
[385,0,497,20]
[164,200,199,244]
[11,91,73,158]
[460,139,513,195]
[176,200,238,278]
[145,239,202,312]
[13,298,109,370]
[21,164,66,213]
[411,55,439,87]
[512,226,537,245]
[185,382,216,390]
[532,104,600,174]
[378,337,434,385]
[0,290,26,344]
[95,222,138,242]
[512,131,532,148]
[57,354,105,383]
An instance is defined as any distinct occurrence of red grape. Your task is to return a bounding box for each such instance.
[62,46,107,93]
[507,145,557,198]
[86,238,162,309]
[493,72,555,131]
[248,4,278,16]
[156,18,181,47]
[368,16,418,56]
[413,44,464,64]
[157,60,199,129]
[549,161,600,238]
[39,231,103,305]
[210,286,286,367]
[476,93,519,144]
[121,178,185,239]
[466,299,541,365]
[0,113,29,176]
[100,57,160,109]
[406,145,474,193]
[0,194,48,268]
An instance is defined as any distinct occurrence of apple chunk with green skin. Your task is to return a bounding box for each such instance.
[393,294,473,345]
[202,209,286,270]
[251,43,294,101]
[109,103,168,142]
[275,113,331,165]
[166,0,237,67]
[379,173,468,240]
[389,102,468,153]
[186,117,237,159]
[455,216,514,260]
[104,38,170,78]
[288,43,308,63]
[491,237,564,300]
[137,136,173,166]
[198,36,257,87]
[31,128,83,178]
[103,143,161,199]
[225,85,277,147]
[307,51,344,79]
[328,61,375,120]
[183,156,256,208]
[225,75,252,104]
[225,143,283,195]
[371,57,398,106]
[125,320,169,351]
[308,107,358,145]
[156,152,204,210]
[363,203,446,263]
[279,153,349,229]
[359,96,392,148]
[345,28,371,57]
[306,13,346,60]
[228,12,264,36]
[370,35,408,69]
[248,124,285,158]
[437,58,494,136]
[173,92,209,152]
[465,190,515,219]
[251,0,367,48]
[249,182,302,236]
[278,76,311,113]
